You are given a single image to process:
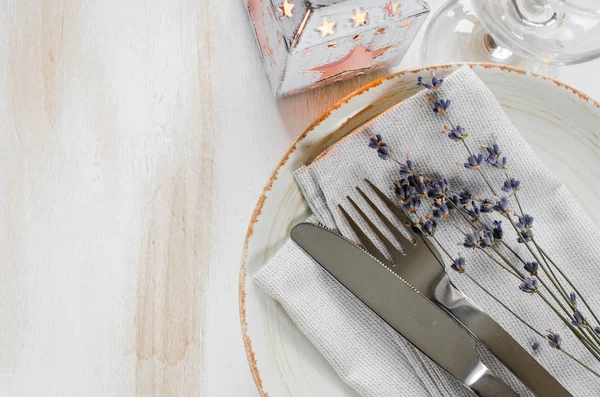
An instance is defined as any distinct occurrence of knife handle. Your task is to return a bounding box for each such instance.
[469,368,519,397]
[434,277,572,397]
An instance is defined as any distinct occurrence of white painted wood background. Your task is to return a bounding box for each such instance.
[1,1,598,396]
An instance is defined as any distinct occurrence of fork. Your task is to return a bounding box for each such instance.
[337,179,571,397]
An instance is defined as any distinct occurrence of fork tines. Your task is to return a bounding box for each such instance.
[338,179,418,266]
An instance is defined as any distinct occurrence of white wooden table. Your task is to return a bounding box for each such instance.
[2,1,599,396]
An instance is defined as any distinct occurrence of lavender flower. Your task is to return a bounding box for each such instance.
[448,125,467,141]
[459,187,475,205]
[428,179,449,198]
[463,228,494,248]
[519,277,539,294]
[492,220,503,241]
[484,143,502,162]
[480,198,496,213]
[524,261,539,276]
[399,159,416,176]
[451,257,466,273]
[448,194,460,208]
[480,228,495,248]
[415,179,428,198]
[464,154,484,170]
[369,134,383,149]
[395,180,413,202]
[415,219,437,236]
[516,215,534,242]
[518,229,534,243]
[406,175,419,187]
[516,214,534,231]
[463,230,481,249]
[493,197,510,214]
[431,75,444,89]
[377,146,390,160]
[464,201,480,221]
[418,75,444,90]
[546,331,562,349]
[433,99,451,115]
[410,222,421,235]
[571,311,586,328]
[369,134,390,160]
[417,76,433,90]
[501,178,521,193]
[489,156,509,170]
[432,201,449,219]
[404,194,422,213]
[569,292,578,308]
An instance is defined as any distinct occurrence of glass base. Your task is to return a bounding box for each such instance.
[421,0,558,78]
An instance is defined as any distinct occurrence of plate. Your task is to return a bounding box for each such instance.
[239,63,600,397]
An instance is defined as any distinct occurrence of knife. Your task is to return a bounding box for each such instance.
[291,222,519,397]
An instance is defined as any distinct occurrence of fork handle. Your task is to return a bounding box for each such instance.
[434,277,572,397]
[469,367,519,397]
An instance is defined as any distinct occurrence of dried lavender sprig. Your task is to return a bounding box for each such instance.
[502,212,600,351]
[433,152,600,352]
[559,347,600,379]
[437,94,579,317]
[467,274,600,378]
[430,231,600,378]
[445,141,600,352]
[539,246,600,327]
[499,156,589,325]
[456,170,600,352]
[585,325,600,350]
[445,117,499,197]
[502,169,525,216]
[447,219,523,280]
[479,245,523,280]
[423,80,498,198]
[437,104,560,297]
[368,130,600,359]
[453,187,600,355]
[537,291,600,359]
[502,213,573,309]
[416,78,600,358]
[531,236,570,302]
[503,173,571,302]
[572,309,600,347]
[451,183,600,355]
[446,198,527,279]
[469,216,593,347]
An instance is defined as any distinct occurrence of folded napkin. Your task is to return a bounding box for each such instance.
[254,67,600,396]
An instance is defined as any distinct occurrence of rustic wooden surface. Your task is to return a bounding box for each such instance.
[1,1,599,396]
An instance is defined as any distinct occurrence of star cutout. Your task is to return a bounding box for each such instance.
[279,0,295,18]
[248,0,274,60]
[309,45,393,81]
[384,0,401,17]
[351,8,368,27]
[316,18,336,38]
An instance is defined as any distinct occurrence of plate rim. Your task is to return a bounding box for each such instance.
[237,62,600,396]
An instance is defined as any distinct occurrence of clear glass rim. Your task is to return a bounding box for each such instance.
[558,0,600,16]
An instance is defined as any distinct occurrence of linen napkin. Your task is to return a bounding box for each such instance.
[254,67,600,396]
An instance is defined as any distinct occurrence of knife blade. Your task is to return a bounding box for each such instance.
[291,222,519,397]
